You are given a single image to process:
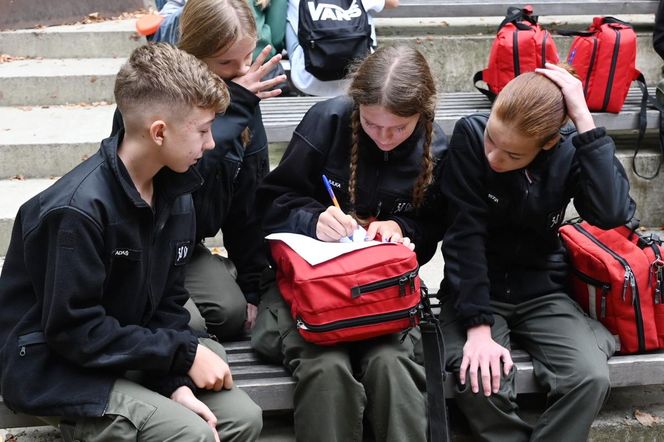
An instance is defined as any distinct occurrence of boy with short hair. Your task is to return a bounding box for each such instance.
[0,43,262,441]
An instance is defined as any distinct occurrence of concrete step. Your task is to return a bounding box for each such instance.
[0,19,145,59]
[0,105,115,178]
[0,58,124,106]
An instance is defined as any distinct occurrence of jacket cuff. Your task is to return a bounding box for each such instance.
[462,313,495,329]
[172,333,199,374]
[572,126,607,148]
[145,375,197,398]
[244,291,259,305]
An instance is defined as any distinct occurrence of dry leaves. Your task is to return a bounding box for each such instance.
[634,409,661,427]
[0,54,26,64]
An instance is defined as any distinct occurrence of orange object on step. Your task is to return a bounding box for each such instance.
[136,14,164,36]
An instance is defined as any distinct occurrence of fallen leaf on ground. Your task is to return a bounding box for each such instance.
[634,409,661,426]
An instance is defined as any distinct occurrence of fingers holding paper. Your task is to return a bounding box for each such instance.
[366,220,416,251]
[316,206,358,242]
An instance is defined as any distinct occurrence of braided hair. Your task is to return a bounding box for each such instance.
[347,46,437,209]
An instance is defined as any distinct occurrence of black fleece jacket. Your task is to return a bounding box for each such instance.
[256,96,448,265]
[441,114,636,328]
[0,132,202,417]
[112,81,270,304]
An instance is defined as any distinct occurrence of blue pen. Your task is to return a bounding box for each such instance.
[322,174,341,209]
[322,174,353,242]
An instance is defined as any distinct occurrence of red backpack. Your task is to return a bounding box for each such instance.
[560,221,664,354]
[269,239,422,345]
[563,16,661,180]
[565,17,643,113]
[474,5,560,100]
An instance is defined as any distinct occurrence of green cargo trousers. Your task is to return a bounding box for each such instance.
[184,243,248,340]
[251,283,428,442]
[440,292,616,442]
[41,338,263,442]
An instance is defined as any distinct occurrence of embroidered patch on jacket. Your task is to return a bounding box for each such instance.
[111,248,141,261]
[174,240,193,266]
[546,207,567,230]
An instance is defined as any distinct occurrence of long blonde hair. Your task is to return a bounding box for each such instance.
[347,46,437,209]
[178,0,257,146]
[179,0,257,60]
[492,65,576,146]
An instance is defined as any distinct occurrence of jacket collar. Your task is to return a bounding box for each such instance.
[100,130,204,208]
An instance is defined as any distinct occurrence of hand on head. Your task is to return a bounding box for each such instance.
[233,45,287,100]
[188,344,233,391]
[316,206,358,242]
[535,63,596,133]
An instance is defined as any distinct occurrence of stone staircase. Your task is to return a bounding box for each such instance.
[1,8,664,442]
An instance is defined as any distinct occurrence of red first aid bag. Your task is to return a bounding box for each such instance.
[269,240,422,345]
[474,5,560,100]
[565,17,643,113]
[560,221,664,354]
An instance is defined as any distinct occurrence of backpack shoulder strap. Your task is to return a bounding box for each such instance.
[420,291,451,442]
[633,72,664,180]
[473,71,497,102]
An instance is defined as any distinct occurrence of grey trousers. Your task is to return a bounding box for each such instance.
[440,293,615,442]
[184,243,247,340]
[42,338,263,442]
[252,283,428,442]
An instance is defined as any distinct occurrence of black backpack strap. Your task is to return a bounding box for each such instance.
[420,291,451,442]
[499,6,537,31]
[473,71,496,102]
[633,73,664,180]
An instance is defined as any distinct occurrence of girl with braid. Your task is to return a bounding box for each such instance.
[252,46,447,442]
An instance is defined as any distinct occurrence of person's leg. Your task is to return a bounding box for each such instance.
[58,378,217,442]
[251,282,289,363]
[278,307,366,441]
[354,329,427,442]
[439,295,532,442]
[196,337,263,442]
[511,293,614,442]
[185,243,247,339]
[183,297,207,334]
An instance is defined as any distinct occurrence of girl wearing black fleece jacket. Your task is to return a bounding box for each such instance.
[252,46,447,442]
[440,63,635,442]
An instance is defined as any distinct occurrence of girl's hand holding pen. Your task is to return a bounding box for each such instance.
[316,206,358,242]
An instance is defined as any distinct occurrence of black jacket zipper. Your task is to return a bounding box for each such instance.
[18,331,46,357]
[296,307,419,333]
[574,223,645,351]
[602,28,621,111]
[351,267,419,298]
[572,268,611,318]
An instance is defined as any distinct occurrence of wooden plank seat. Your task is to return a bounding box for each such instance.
[376,0,658,18]
[2,336,664,427]
[261,87,660,144]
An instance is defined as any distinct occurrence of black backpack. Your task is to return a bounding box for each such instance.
[298,0,372,81]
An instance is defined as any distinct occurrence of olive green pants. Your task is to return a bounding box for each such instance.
[184,244,247,340]
[252,283,428,442]
[41,338,262,442]
[440,293,615,442]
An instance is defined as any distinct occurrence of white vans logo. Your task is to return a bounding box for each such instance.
[307,0,361,21]
[114,249,129,257]
[487,193,499,204]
